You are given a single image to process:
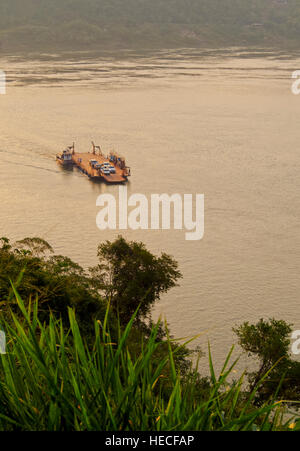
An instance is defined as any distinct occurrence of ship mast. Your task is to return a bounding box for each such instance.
[91,141,102,155]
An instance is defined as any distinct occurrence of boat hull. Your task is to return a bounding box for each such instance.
[56,157,74,168]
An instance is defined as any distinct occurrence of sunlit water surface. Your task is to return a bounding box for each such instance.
[0,48,299,372]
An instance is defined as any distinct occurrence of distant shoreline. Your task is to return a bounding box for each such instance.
[1,44,300,59]
[1,25,300,56]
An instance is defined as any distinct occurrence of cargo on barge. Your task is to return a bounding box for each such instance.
[57,142,131,184]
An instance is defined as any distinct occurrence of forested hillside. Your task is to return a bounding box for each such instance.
[0,0,299,51]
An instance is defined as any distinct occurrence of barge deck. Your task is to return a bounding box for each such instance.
[73,152,127,183]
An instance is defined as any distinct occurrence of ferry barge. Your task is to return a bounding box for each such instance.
[57,142,131,184]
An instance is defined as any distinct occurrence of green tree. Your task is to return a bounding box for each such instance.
[14,237,54,257]
[234,318,300,403]
[0,237,105,331]
[90,236,182,325]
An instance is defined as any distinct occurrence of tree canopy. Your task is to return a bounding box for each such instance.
[0,236,181,334]
[234,318,300,403]
[90,236,182,324]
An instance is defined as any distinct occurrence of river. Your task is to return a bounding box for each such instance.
[0,47,299,372]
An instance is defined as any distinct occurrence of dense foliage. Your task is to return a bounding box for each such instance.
[91,237,181,324]
[0,292,298,431]
[0,0,300,51]
[0,236,190,374]
[0,237,104,331]
[0,236,181,329]
[0,235,300,430]
[234,319,300,404]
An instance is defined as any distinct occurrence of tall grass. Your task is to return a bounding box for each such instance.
[0,287,297,431]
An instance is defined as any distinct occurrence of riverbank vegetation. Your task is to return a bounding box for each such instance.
[1,0,300,52]
[0,236,299,431]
